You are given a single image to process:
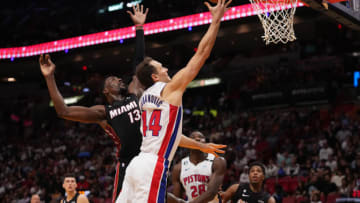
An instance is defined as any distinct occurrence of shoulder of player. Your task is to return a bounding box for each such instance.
[230,183,241,193]
[90,105,107,121]
[267,196,276,203]
[213,156,226,164]
[161,81,185,106]
[126,93,138,99]
[212,157,227,171]
[77,194,89,203]
[237,183,249,190]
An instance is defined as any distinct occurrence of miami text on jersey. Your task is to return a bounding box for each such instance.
[109,101,138,119]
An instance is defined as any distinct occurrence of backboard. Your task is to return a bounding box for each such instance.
[301,0,360,30]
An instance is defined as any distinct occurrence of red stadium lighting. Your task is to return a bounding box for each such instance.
[0,2,305,60]
[82,66,88,71]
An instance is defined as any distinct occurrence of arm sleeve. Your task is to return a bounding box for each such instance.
[133,28,145,72]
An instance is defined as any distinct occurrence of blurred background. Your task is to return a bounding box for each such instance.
[1,0,360,202]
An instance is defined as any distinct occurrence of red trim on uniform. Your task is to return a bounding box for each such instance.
[105,124,122,157]
[142,111,147,137]
[148,156,165,203]
[157,105,178,157]
[112,162,120,203]
[147,105,178,202]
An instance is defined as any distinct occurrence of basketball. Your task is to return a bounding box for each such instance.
[209,0,218,3]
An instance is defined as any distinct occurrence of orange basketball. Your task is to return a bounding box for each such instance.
[209,0,218,3]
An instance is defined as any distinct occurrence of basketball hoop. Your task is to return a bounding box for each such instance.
[248,0,298,44]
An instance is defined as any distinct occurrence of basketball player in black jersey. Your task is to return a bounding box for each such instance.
[172,131,226,203]
[61,174,89,203]
[221,162,275,203]
[40,4,225,203]
[40,5,148,202]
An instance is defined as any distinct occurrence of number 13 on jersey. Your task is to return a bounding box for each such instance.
[142,110,162,137]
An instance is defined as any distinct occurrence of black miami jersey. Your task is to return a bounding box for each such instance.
[232,183,271,203]
[104,94,142,162]
[61,192,80,203]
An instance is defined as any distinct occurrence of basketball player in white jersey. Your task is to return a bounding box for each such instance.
[172,131,227,203]
[116,0,231,202]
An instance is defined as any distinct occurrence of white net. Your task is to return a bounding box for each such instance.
[248,0,298,44]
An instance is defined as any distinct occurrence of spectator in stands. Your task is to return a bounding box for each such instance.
[336,126,351,143]
[233,151,246,170]
[273,184,286,203]
[77,175,90,191]
[295,181,308,198]
[351,154,360,172]
[317,159,328,175]
[331,169,345,188]
[310,190,321,203]
[300,159,312,177]
[339,179,351,197]
[244,144,257,161]
[277,162,286,177]
[307,170,320,196]
[277,150,292,167]
[266,159,278,177]
[285,156,300,176]
[239,166,249,184]
[326,155,337,172]
[317,173,338,197]
[319,142,333,161]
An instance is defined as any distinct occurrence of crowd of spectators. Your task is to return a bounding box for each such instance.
[1,86,360,203]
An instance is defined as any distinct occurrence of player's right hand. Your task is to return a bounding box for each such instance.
[127,4,149,26]
[204,0,232,23]
[200,143,227,157]
[39,54,56,77]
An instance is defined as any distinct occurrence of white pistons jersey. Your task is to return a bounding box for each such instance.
[139,82,183,162]
[180,154,215,201]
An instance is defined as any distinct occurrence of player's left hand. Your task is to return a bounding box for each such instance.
[200,143,226,157]
[127,4,149,26]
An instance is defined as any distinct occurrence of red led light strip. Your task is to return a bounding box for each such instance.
[0,3,304,60]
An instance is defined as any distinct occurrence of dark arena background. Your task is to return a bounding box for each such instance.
[1,0,360,202]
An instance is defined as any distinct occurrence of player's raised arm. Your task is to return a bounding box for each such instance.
[190,157,227,203]
[127,4,148,96]
[163,0,231,98]
[128,4,148,68]
[40,54,106,124]
[179,135,226,157]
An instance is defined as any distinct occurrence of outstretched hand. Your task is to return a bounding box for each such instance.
[199,143,226,157]
[39,54,55,77]
[127,4,149,26]
[204,0,232,23]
